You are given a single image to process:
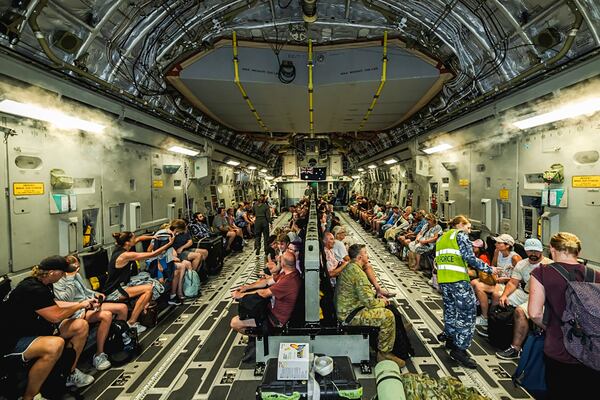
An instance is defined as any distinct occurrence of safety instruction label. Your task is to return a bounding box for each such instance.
[152,180,164,188]
[499,188,509,200]
[459,179,470,186]
[13,182,44,195]
[572,175,600,188]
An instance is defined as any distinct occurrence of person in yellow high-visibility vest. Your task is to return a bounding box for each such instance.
[435,215,497,369]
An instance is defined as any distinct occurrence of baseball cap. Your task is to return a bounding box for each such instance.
[472,239,485,248]
[493,234,515,246]
[39,255,77,272]
[524,238,544,252]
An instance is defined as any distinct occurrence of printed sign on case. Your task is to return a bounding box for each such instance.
[13,182,45,196]
[152,180,164,188]
[459,179,470,187]
[499,188,509,200]
[572,175,600,188]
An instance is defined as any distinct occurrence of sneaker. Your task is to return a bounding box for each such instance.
[476,316,488,327]
[376,351,406,369]
[437,331,449,342]
[93,352,111,371]
[168,297,182,306]
[475,325,488,337]
[449,349,477,369]
[241,340,256,363]
[66,368,95,388]
[496,345,521,360]
[128,322,147,334]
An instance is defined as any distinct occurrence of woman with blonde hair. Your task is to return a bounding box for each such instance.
[529,232,600,398]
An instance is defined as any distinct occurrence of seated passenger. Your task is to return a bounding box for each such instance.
[104,232,173,333]
[236,202,253,238]
[495,239,550,359]
[473,234,522,336]
[226,207,244,239]
[148,222,193,305]
[170,219,207,276]
[323,232,349,287]
[335,244,405,368]
[4,256,96,397]
[406,213,442,271]
[53,255,129,371]
[188,212,212,241]
[230,251,302,360]
[213,206,237,253]
[467,239,491,279]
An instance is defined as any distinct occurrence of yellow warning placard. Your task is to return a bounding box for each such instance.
[499,188,509,200]
[13,182,44,195]
[572,175,600,188]
[152,180,164,188]
[459,179,470,187]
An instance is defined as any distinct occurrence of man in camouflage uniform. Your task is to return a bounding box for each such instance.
[335,244,405,368]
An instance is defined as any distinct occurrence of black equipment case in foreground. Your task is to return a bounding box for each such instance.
[196,236,224,276]
[256,356,362,400]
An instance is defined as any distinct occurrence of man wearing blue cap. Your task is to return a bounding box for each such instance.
[495,238,551,360]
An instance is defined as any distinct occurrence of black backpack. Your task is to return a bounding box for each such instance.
[488,305,515,349]
[238,293,269,322]
[105,320,140,365]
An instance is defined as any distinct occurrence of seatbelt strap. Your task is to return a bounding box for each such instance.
[344,306,366,325]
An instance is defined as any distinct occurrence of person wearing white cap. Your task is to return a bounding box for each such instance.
[474,233,522,336]
[495,238,551,360]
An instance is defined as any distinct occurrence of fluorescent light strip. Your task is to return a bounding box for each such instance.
[351,175,360,179]
[383,158,398,165]
[423,143,453,154]
[260,168,268,173]
[169,146,199,156]
[357,167,364,172]
[0,99,105,133]
[226,160,240,166]
[368,164,377,169]
[513,97,600,129]
[247,165,257,170]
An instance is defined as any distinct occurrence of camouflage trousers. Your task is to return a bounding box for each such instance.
[351,307,396,353]
[439,280,476,350]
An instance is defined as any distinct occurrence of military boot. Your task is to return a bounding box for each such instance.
[377,351,406,369]
[449,349,477,369]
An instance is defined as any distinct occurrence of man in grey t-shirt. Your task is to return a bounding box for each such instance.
[253,194,271,256]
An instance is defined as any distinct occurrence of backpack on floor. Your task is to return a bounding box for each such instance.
[513,331,547,398]
[105,320,140,365]
[231,236,244,252]
[550,263,600,370]
[488,305,515,349]
[183,269,201,298]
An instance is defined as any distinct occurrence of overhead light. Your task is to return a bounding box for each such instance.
[368,164,377,169]
[423,143,453,154]
[513,97,600,130]
[265,175,274,180]
[0,99,105,133]
[357,167,365,172]
[169,145,199,156]
[383,158,398,165]
[247,165,257,170]
[260,168,268,173]
[226,159,240,166]
[351,175,360,179]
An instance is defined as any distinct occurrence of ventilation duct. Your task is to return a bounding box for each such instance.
[302,0,317,23]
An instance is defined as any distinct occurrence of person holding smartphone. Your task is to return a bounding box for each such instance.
[53,255,129,371]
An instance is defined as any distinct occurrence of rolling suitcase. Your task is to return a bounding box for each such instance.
[257,356,362,400]
[488,305,515,349]
[197,236,224,276]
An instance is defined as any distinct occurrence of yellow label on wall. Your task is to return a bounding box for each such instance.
[572,175,600,188]
[499,188,509,200]
[152,180,164,188]
[459,179,470,187]
[13,182,44,195]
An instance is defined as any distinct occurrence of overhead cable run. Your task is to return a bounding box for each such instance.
[358,31,388,131]
[308,39,314,136]
[232,31,270,133]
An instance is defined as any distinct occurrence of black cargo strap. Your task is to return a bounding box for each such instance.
[117,286,130,299]
[344,306,366,325]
